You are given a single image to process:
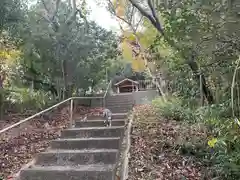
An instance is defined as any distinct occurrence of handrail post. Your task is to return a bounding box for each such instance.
[103,97,106,108]
[69,98,73,128]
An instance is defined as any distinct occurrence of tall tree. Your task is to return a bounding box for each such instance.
[113,0,215,103]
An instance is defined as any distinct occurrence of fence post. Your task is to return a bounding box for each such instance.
[69,98,73,128]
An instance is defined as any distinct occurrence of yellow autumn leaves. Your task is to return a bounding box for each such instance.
[0,49,21,86]
[0,49,21,66]
[120,31,146,72]
[111,0,146,72]
[113,0,126,17]
[208,137,217,148]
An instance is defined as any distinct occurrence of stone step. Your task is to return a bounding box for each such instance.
[86,114,128,120]
[106,106,132,110]
[61,126,124,138]
[19,164,116,180]
[107,99,133,102]
[108,108,130,113]
[110,110,128,113]
[106,100,133,104]
[106,104,133,108]
[75,120,125,127]
[35,149,119,166]
[51,137,121,150]
[107,95,133,99]
[106,102,133,106]
[112,113,128,119]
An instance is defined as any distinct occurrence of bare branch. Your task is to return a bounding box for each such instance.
[65,0,77,25]
[129,5,135,24]
[68,0,71,7]
[40,0,50,15]
[128,0,163,35]
[72,0,76,11]
[76,9,89,31]
[107,0,132,26]
[35,12,51,23]
[39,0,60,31]
[147,0,164,33]
[134,15,143,32]
[107,0,142,33]
[51,0,61,21]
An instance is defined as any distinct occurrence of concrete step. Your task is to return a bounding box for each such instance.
[107,95,133,99]
[35,149,119,166]
[106,102,133,106]
[61,126,124,138]
[112,113,128,119]
[106,101,132,105]
[110,110,128,113]
[86,114,127,120]
[51,137,121,150]
[106,104,133,108]
[108,108,130,113]
[106,100,133,104]
[19,164,116,180]
[106,106,132,110]
[86,116,104,120]
[75,120,125,127]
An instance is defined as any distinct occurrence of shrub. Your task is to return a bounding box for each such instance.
[152,96,195,121]
[202,117,240,179]
[6,88,55,112]
[195,102,232,122]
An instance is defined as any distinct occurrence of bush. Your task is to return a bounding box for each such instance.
[151,95,240,179]
[202,117,240,179]
[152,96,195,121]
[192,104,240,179]
[195,102,232,122]
[6,88,55,112]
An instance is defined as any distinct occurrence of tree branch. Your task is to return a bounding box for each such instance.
[147,0,164,35]
[129,5,135,24]
[134,15,143,32]
[51,0,61,22]
[39,0,60,32]
[76,9,89,31]
[128,0,161,33]
[65,0,77,24]
[72,0,76,11]
[40,0,50,15]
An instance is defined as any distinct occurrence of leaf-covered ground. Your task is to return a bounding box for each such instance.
[0,106,102,179]
[129,104,212,180]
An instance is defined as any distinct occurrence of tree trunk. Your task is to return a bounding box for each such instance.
[62,59,68,99]
[187,59,214,104]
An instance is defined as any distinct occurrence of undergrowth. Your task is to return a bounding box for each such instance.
[130,96,240,180]
[152,96,240,180]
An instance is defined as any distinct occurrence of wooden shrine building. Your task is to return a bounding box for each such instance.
[114,78,139,93]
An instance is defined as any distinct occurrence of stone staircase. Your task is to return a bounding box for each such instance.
[106,94,134,113]
[18,113,127,180]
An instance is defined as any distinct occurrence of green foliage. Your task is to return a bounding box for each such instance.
[152,96,194,122]
[195,102,232,121]
[7,88,54,112]
[109,0,240,178]
[0,0,25,33]
[152,95,240,179]
[0,0,123,115]
[202,117,240,179]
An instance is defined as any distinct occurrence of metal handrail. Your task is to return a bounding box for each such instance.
[103,80,112,98]
[103,80,112,108]
[0,82,112,135]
